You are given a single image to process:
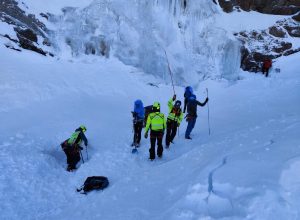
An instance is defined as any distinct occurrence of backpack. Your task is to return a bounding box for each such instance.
[133,99,145,119]
[77,176,109,194]
[143,105,153,127]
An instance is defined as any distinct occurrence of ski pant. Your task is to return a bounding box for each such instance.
[166,119,178,146]
[262,67,270,77]
[185,117,197,138]
[63,145,81,170]
[133,121,143,145]
[149,130,164,160]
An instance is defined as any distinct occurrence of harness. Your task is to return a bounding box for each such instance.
[168,107,181,122]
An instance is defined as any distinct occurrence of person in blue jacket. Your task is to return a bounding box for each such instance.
[131,99,145,147]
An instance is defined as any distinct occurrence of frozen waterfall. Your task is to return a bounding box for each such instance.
[49,0,241,85]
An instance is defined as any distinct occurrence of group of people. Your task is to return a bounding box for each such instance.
[132,86,208,160]
[60,86,209,171]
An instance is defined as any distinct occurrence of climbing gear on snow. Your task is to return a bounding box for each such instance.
[77,176,109,194]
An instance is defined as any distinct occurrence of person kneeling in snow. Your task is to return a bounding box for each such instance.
[61,125,88,171]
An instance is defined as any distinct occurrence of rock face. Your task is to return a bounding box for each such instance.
[215,0,300,15]
[212,0,300,72]
[0,0,53,56]
[293,12,300,22]
[236,18,300,72]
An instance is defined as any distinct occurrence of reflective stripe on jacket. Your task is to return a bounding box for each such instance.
[167,98,183,125]
[145,112,166,133]
[68,131,80,145]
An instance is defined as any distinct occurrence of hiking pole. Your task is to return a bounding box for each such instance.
[206,88,211,136]
[79,149,85,164]
[86,145,89,160]
[163,49,176,95]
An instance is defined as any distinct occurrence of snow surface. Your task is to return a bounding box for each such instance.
[18,0,94,14]
[1,40,300,219]
[214,11,287,33]
[1,1,300,219]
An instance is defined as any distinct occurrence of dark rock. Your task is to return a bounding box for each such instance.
[284,25,300,37]
[0,0,54,56]
[221,0,300,15]
[283,48,300,56]
[3,34,18,43]
[269,26,286,38]
[43,39,51,46]
[218,0,234,13]
[40,13,49,20]
[5,44,21,52]
[271,6,300,15]
[292,13,300,22]
[15,28,38,42]
[272,42,292,53]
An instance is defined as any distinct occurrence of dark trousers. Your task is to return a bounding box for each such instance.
[185,117,197,138]
[149,130,164,159]
[133,121,143,145]
[166,120,178,146]
[262,67,270,77]
[62,143,80,170]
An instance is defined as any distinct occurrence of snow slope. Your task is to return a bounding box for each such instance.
[1,38,300,220]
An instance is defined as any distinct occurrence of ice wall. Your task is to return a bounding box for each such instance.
[49,0,241,85]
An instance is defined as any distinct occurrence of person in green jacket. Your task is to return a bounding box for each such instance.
[61,125,88,171]
[166,95,184,148]
[144,102,166,160]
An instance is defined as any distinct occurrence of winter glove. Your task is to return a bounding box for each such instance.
[172,94,176,101]
[144,132,148,139]
[79,146,83,150]
[205,97,209,104]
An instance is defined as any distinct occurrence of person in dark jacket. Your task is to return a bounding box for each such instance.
[262,58,272,77]
[185,95,208,139]
[131,99,145,147]
[183,86,193,113]
[61,125,88,171]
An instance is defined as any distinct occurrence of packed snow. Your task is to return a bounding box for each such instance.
[1,39,300,219]
[1,1,300,220]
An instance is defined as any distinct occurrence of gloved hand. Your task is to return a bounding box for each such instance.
[172,94,177,101]
[144,132,148,139]
[205,97,209,103]
[79,146,83,150]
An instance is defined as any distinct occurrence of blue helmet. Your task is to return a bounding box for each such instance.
[134,100,144,118]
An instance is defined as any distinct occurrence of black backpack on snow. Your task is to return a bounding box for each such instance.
[77,176,109,194]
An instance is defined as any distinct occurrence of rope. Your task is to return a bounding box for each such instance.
[163,49,176,95]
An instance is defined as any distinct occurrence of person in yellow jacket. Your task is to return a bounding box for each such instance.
[144,102,166,160]
[61,125,88,171]
[166,95,184,148]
